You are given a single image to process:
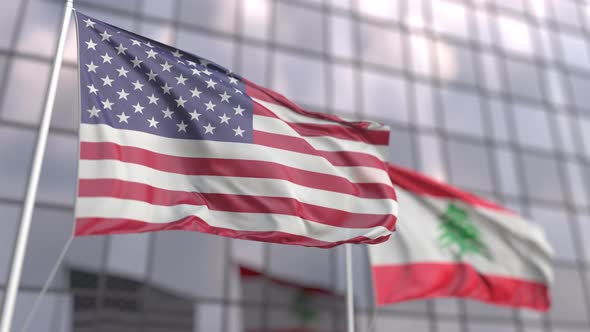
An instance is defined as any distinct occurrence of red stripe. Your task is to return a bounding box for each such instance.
[245,79,379,131]
[387,163,510,213]
[372,263,550,311]
[80,142,396,200]
[253,102,388,145]
[78,179,396,230]
[75,217,391,248]
[254,130,387,169]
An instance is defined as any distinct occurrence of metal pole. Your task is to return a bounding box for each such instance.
[0,0,74,331]
[345,244,355,332]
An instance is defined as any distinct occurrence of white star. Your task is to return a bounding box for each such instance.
[202,68,213,76]
[187,60,197,67]
[83,18,96,28]
[145,41,155,48]
[175,74,187,85]
[130,39,142,46]
[132,102,144,114]
[200,59,211,67]
[117,112,130,123]
[190,87,202,98]
[228,76,239,85]
[205,79,217,89]
[160,61,173,72]
[87,106,101,118]
[85,39,97,50]
[101,98,114,110]
[100,30,112,41]
[233,105,245,116]
[148,117,159,128]
[116,66,129,77]
[233,126,245,137]
[219,113,231,124]
[101,52,113,64]
[176,59,185,65]
[116,89,129,100]
[234,88,243,94]
[132,80,144,91]
[190,110,201,121]
[147,94,159,105]
[87,84,99,95]
[172,50,183,58]
[161,83,173,95]
[219,91,231,103]
[131,56,143,68]
[161,108,174,119]
[115,43,127,55]
[86,61,98,73]
[146,70,158,81]
[101,75,114,87]
[203,123,216,134]
[145,49,158,59]
[177,121,188,132]
[175,96,187,108]
[191,68,201,76]
[204,100,216,111]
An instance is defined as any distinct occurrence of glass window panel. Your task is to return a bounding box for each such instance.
[239,45,268,86]
[388,127,415,168]
[538,27,555,61]
[63,21,78,62]
[330,14,354,59]
[565,160,590,208]
[475,10,493,46]
[469,322,516,332]
[13,292,68,332]
[106,233,149,278]
[505,59,542,101]
[437,321,462,332]
[418,134,447,182]
[552,0,583,29]
[357,0,400,21]
[38,134,77,205]
[16,1,61,57]
[530,205,576,261]
[179,0,237,33]
[521,153,565,202]
[66,236,106,273]
[1,59,51,124]
[465,300,514,319]
[414,82,436,129]
[436,41,476,85]
[494,147,522,196]
[0,126,34,200]
[359,23,403,69]
[272,52,326,108]
[578,213,590,265]
[550,267,588,322]
[441,88,484,138]
[544,68,567,106]
[0,204,19,283]
[559,33,590,70]
[431,0,470,40]
[142,0,176,19]
[275,2,323,52]
[497,16,534,56]
[495,0,526,12]
[362,70,407,123]
[580,118,590,157]
[241,0,271,40]
[374,316,429,331]
[330,63,356,114]
[409,34,432,77]
[52,66,79,131]
[330,0,350,9]
[448,140,493,192]
[138,21,174,45]
[0,1,21,49]
[513,103,555,151]
[488,98,510,143]
[554,113,577,155]
[568,74,590,115]
[176,30,235,70]
[197,304,223,332]
[530,0,548,19]
[480,52,502,93]
[404,0,426,29]
[433,298,460,316]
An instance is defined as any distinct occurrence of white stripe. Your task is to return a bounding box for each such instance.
[76,197,392,243]
[79,159,399,216]
[369,189,553,283]
[254,115,389,159]
[253,98,389,131]
[80,124,391,185]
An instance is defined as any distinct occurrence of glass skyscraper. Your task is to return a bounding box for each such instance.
[0,0,589,331]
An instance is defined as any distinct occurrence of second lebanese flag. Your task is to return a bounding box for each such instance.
[369,164,553,311]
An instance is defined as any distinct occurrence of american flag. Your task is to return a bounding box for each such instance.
[74,12,398,248]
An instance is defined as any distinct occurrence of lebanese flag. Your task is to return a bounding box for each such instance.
[369,163,553,311]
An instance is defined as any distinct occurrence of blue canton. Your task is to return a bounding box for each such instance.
[76,12,254,143]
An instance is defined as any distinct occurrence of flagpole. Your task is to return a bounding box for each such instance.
[345,244,355,332]
[0,0,74,331]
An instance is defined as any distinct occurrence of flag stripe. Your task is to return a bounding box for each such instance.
[78,159,398,215]
[79,124,392,185]
[80,141,396,200]
[76,197,393,242]
[372,263,550,311]
[78,179,397,229]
